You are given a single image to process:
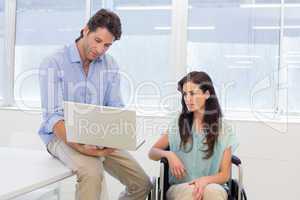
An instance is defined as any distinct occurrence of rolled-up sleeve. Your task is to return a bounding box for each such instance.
[39,57,64,134]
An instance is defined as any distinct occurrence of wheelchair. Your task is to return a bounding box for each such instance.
[148,152,247,200]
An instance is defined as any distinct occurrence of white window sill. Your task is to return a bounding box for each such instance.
[1,100,300,123]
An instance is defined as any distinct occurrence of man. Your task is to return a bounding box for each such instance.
[39,9,151,200]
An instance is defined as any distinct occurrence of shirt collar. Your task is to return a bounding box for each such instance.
[68,42,104,63]
[94,54,104,63]
[68,43,81,63]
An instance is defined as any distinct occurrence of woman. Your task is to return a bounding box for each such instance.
[149,71,238,200]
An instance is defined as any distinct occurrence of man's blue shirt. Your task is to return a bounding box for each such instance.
[39,43,124,145]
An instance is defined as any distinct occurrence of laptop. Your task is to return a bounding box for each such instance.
[64,101,145,151]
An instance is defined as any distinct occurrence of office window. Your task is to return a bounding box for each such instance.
[14,0,85,106]
[187,0,280,112]
[285,2,300,112]
[92,0,173,113]
[0,0,4,99]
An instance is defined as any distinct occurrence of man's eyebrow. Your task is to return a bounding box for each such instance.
[95,37,112,45]
[95,37,103,41]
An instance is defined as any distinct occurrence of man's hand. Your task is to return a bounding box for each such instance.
[52,121,116,157]
[71,143,116,157]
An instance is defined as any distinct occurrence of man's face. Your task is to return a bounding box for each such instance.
[82,27,114,61]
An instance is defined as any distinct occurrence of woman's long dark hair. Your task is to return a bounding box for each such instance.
[177,71,222,159]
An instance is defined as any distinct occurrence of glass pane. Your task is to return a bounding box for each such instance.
[285,5,300,112]
[14,0,85,105]
[285,0,300,3]
[91,0,173,114]
[0,0,4,99]
[187,0,280,112]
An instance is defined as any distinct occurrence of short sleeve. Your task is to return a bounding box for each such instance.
[167,116,180,152]
[218,122,239,153]
[39,56,64,133]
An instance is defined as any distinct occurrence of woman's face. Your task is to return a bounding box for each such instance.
[182,81,209,112]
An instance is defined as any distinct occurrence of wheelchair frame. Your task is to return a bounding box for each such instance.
[149,155,247,200]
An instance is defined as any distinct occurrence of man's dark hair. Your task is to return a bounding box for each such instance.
[75,9,122,42]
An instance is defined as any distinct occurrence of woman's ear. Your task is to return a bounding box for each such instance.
[205,90,210,100]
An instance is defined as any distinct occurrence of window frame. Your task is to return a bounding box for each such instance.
[1,0,299,118]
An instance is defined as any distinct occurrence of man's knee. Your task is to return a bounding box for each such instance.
[131,173,152,194]
[142,175,152,194]
[76,163,104,186]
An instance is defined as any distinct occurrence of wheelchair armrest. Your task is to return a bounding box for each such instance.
[231,155,241,166]
[160,157,169,167]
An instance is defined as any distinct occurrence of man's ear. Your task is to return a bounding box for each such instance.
[83,26,90,36]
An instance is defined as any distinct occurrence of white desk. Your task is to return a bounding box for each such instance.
[0,147,74,200]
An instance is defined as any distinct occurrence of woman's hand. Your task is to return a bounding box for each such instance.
[166,151,186,180]
[189,178,209,200]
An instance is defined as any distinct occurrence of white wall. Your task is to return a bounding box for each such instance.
[0,108,299,199]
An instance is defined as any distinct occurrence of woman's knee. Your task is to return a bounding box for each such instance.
[203,184,227,200]
[167,183,194,200]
